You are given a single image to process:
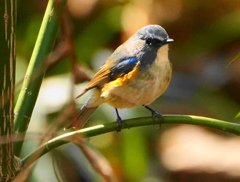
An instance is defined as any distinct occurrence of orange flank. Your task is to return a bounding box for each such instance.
[101,64,139,94]
[109,64,139,86]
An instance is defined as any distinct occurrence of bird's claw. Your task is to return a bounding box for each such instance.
[151,110,163,121]
[143,105,164,127]
[116,117,122,132]
[115,108,123,132]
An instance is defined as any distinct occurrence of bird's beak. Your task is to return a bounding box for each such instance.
[166,39,174,44]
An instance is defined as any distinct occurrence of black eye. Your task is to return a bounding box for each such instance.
[146,38,152,45]
[145,38,162,46]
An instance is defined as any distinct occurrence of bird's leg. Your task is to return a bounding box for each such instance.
[143,105,163,122]
[115,108,123,132]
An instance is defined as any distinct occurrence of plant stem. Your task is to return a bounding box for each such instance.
[21,115,240,170]
[14,0,66,157]
[0,0,19,180]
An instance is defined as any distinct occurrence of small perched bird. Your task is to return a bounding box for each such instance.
[67,25,173,131]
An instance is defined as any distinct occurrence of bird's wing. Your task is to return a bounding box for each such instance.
[76,56,138,98]
[110,56,138,77]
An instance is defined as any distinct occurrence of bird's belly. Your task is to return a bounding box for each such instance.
[101,62,172,108]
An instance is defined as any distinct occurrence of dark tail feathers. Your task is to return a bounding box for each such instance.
[66,106,98,130]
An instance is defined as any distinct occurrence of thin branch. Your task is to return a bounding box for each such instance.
[20,115,240,171]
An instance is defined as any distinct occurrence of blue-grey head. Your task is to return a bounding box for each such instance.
[109,25,173,75]
[135,25,173,70]
[137,25,173,48]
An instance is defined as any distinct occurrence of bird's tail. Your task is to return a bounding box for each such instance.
[66,106,98,130]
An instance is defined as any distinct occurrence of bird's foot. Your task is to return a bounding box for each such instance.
[116,116,122,132]
[115,108,123,132]
[143,105,164,127]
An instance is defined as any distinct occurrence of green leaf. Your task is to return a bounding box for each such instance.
[235,112,240,119]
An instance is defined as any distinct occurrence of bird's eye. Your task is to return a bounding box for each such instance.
[146,38,162,46]
[146,38,152,45]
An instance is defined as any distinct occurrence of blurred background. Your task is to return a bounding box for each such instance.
[16,0,240,181]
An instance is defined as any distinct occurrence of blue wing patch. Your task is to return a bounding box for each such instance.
[123,57,138,65]
[110,57,138,77]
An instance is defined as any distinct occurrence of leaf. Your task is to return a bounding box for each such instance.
[235,112,240,119]
[226,53,240,68]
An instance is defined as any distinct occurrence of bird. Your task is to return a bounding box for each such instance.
[67,25,173,131]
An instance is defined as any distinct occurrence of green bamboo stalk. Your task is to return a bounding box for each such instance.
[14,0,66,157]
[20,115,240,170]
[0,0,19,180]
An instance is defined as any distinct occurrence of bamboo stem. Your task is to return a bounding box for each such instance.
[14,0,66,157]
